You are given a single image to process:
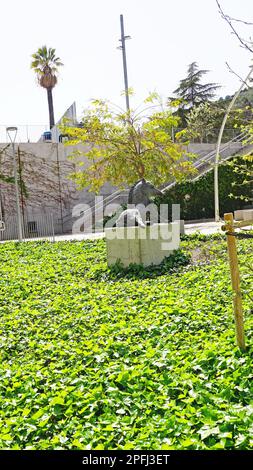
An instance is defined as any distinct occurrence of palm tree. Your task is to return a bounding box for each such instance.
[31,46,63,129]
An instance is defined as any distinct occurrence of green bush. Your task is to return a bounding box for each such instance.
[109,249,191,279]
[156,157,252,220]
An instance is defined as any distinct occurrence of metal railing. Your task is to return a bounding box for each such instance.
[0,124,243,144]
[58,189,129,229]
[162,130,250,192]
[172,127,242,143]
[0,213,55,242]
[0,125,49,143]
[193,130,247,169]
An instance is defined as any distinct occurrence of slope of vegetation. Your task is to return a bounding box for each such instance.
[0,238,252,450]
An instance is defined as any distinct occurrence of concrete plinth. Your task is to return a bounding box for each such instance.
[234,210,244,221]
[105,222,180,267]
[234,209,253,221]
[243,209,253,220]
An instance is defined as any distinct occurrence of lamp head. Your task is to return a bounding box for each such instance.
[6,127,17,132]
[6,126,18,143]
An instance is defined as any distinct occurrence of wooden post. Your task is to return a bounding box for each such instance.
[224,213,246,350]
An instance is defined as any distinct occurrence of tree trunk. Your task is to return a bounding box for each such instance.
[138,162,145,178]
[47,88,55,129]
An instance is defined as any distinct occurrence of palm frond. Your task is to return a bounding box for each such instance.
[31,45,63,73]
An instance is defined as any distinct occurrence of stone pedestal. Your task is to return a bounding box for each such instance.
[105,222,180,267]
[180,220,185,235]
[234,210,244,221]
[243,209,253,220]
[234,209,253,221]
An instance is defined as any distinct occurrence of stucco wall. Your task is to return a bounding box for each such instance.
[0,142,127,236]
[0,141,243,237]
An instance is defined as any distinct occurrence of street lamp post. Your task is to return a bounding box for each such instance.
[118,14,131,112]
[214,65,253,222]
[6,127,23,241]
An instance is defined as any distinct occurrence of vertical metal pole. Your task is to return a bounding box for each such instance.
[18,146,25,225]
[56,143,64,233]
[12,142,23,242]
[214,66,253,222]
[120,14,130,112]
[0,187,3,241]
[51,213,55,243]
[0,188,2,222]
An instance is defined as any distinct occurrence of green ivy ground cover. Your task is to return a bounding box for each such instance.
[0,237,252,450]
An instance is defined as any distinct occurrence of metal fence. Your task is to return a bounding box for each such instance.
[0,125,49,143]
[0,213,55,242]
[0,125,244,144]
[171,127,242,143]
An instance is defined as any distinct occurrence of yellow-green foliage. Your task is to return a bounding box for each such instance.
[62,95,196,192]
[0,238,252,449]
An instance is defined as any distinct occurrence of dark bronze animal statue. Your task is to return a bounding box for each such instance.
[128,178,163,206]
[115,179,164,227]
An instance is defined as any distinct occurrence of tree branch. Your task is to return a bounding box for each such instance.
[216,0,253,54]
[226,62,252,88]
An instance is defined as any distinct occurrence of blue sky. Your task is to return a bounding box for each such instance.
[0,0,252,138]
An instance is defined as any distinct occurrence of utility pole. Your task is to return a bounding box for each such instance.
[214,65,253,222]
[6,127,23,242]
[118,14,131,112]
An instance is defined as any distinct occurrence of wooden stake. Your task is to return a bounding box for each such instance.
[224,213,246,350]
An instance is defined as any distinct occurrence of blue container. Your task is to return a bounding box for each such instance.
[43,131,52,141]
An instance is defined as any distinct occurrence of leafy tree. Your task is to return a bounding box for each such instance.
[218,87,253,109]
[179,95,250,141]
[183,102,246,142]
[217,87,253,126]
[31,46,63,129]
[173,62,220,108]
[186,102,222,142]
[62,94,196,193]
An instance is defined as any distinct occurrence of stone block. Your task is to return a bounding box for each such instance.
[234,210,244,221]
[180,220,185,235]
[105,223,180,267]
[243,209,253,221]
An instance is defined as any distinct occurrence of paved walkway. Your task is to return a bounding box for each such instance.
[52,221,224,241]
[0,221,233,244]
[184,221,223,235]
